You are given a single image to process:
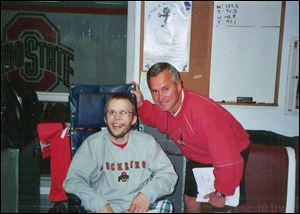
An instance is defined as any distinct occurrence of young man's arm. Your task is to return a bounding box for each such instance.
[139,136,178,202]
[63,135,107,212]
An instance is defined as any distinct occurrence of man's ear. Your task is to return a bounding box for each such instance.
[131,115,138,126]
[177,79,183,91]
[104,117,107,123]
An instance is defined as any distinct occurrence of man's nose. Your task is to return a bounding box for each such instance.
[157,91,163,102]
[113,112,122,119]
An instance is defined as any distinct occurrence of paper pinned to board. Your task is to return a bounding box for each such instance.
[192,167,240,207]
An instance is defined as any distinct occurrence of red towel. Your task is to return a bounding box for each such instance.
[37,123,71,202]
[37,123,63,159]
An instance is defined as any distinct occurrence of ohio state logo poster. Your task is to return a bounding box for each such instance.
[2,13,74,91]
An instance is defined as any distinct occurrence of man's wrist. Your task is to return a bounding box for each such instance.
[215,191,225,198]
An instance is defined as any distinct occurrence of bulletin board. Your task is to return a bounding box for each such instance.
[139,1,213,97]
[209,1,285,105]
[140,1,285,106]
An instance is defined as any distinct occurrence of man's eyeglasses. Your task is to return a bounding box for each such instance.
[106,110,133,117]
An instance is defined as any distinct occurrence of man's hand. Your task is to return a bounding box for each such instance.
[128,192,150,213]
[131,82,144,108]
[203,191,226,208]
[100,204,114,213]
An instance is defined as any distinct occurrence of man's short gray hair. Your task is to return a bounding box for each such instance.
[147,62,182,85]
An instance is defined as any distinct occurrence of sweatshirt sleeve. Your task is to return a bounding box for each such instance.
[63,137,107,212]
[204,108,245,196]
[213,160,244,196]
[139,136,178,202]
[138,100,167,134]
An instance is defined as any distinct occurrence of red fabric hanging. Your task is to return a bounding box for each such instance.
[37,123,71,202]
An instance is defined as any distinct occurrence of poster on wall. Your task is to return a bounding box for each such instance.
[1,13,74,92]
[143,1,192,72]
[1,3,127,93]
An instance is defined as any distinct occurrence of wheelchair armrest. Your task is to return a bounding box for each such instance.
[67,193,87,213]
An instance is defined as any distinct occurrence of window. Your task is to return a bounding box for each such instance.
[1,1,128,94]
[2,1,128,128]
[285,37,299,114]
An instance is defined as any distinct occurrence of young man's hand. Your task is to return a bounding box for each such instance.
[100,204,114,213]
[128,192,150,213]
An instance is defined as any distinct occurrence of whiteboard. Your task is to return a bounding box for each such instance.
[209,1,282,104]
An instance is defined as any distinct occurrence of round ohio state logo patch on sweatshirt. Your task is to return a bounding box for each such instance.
[118,172,129,183]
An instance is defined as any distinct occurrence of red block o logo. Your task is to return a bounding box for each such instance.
[4,14,60,91]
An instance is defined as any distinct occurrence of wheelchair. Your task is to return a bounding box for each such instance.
[66,83,185,213]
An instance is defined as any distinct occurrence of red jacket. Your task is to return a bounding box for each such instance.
[138,89,251,195]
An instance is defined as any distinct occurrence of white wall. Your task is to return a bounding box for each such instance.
[126,1,141,83]
[127,1,299,137]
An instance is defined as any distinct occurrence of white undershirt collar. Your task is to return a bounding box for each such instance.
[171,90,184,117]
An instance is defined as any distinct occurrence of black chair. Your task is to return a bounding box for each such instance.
[67,83,139,212]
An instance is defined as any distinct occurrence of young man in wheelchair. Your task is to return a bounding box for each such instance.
[64,94,178,213]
